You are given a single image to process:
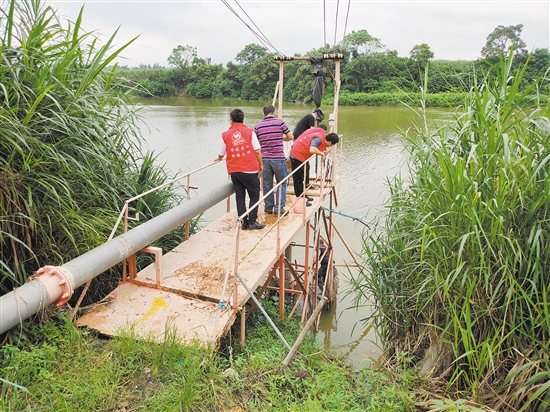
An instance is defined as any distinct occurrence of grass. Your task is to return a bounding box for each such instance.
[351,50,550,411]
[0,300,420,411]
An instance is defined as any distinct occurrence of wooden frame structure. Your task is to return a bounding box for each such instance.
[76,53,350,365]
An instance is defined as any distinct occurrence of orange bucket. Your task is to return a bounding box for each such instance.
[292,197,305,214]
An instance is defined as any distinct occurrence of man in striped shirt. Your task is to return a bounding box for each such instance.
[254,105,294,214]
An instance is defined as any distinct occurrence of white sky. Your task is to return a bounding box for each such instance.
[48,0,550,67]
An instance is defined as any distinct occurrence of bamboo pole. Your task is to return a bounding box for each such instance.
[283,297,327,366]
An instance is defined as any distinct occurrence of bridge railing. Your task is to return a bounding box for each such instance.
[71,160,223,318]
[217,155,331,315]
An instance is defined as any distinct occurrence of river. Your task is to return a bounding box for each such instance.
[134,97,449,366]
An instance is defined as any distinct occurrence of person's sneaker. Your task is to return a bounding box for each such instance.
[241,221,249,230]
[306,202,312,207]
[275,208,287,215]
[306,196,314,201]
[247,222,266,230]
[264,208,274,214]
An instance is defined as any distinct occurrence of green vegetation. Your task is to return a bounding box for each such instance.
[117,26,549,106]
[0,302,421,411]
[2,2,550,411]
[0,0,196,297]
[352,52,550,411]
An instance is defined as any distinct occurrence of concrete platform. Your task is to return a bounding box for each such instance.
[76,187,330,345]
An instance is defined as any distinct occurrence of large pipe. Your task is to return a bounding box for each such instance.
[0,182,234,334]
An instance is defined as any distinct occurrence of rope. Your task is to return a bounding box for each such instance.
[320,206,370,227]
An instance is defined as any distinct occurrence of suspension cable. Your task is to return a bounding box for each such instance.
[342,0,351,42]
[221,0,285,57]
[333,0,340,46]
[233,0,284,56]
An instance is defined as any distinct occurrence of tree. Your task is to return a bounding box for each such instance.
[342,29,385,58]
[167,44,199,69]
[235,43,268,66]
[481,24,527,59]
[409,43,434,67]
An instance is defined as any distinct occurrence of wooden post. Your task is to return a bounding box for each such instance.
[278,254,285,319]
[283,297,327,366]
[271,81,279,107]
[333,59,340,134]
[278,60,284,118]
[302,222,311,323]
[232,227,240,313]
[240,306,246,349]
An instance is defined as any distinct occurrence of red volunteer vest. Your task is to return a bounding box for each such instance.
[221,123,259,174]
[290,128,327,162]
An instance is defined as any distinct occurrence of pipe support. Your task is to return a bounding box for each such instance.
[0,181,234,334]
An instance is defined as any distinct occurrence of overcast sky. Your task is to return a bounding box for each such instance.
[48,0,549,67]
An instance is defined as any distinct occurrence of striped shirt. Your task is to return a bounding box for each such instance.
[254,116,291,160]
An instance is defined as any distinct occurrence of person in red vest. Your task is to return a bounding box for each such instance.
[217,108,265,230]
[289,128,339,206]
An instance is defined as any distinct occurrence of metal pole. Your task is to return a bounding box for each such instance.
[0,182,234,335]
[234,271,291,350]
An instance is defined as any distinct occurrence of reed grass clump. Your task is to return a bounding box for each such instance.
[353,52,550,410]
[0,0,189,295]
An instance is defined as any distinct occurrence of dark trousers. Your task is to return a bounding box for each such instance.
[290,157,305,198]
[230,172,260,224]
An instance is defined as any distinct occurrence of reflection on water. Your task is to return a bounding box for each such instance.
[134,98,449,366]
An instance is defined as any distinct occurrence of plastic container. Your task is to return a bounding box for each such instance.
[292,197,305,214]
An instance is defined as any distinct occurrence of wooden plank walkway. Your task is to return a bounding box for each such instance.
[76,188,329,345]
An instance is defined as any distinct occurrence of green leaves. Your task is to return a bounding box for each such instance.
[354,51,550,409]
[0,0,184,292]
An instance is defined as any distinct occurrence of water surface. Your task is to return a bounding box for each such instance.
[134,97,449,365]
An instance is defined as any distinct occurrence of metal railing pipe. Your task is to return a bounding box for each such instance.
[0,181,234,335]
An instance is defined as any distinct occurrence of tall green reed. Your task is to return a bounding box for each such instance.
[0,1,190,295]
[353,51,550,410]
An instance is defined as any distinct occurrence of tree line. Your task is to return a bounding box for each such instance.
[117,25,549,106]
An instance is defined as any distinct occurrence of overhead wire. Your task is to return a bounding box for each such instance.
[342,0,351,42]
[333,0,340,46]
[323,0,327,47]
[233,0,283,56]
[221,0,285,57]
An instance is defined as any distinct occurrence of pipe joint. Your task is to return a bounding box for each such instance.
[36,266,75,307]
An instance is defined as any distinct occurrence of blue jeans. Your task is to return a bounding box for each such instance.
[262,159,288,212]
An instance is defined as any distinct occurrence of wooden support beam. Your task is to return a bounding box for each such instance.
[240,306,246,350]
[273,54,344,61]
[279,254,285,319]
[283,297,327,366]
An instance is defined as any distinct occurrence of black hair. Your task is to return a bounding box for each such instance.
[326,133,339,144]
[318,124,327,131]
[230,108,244,123]
[263,105,275,115]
